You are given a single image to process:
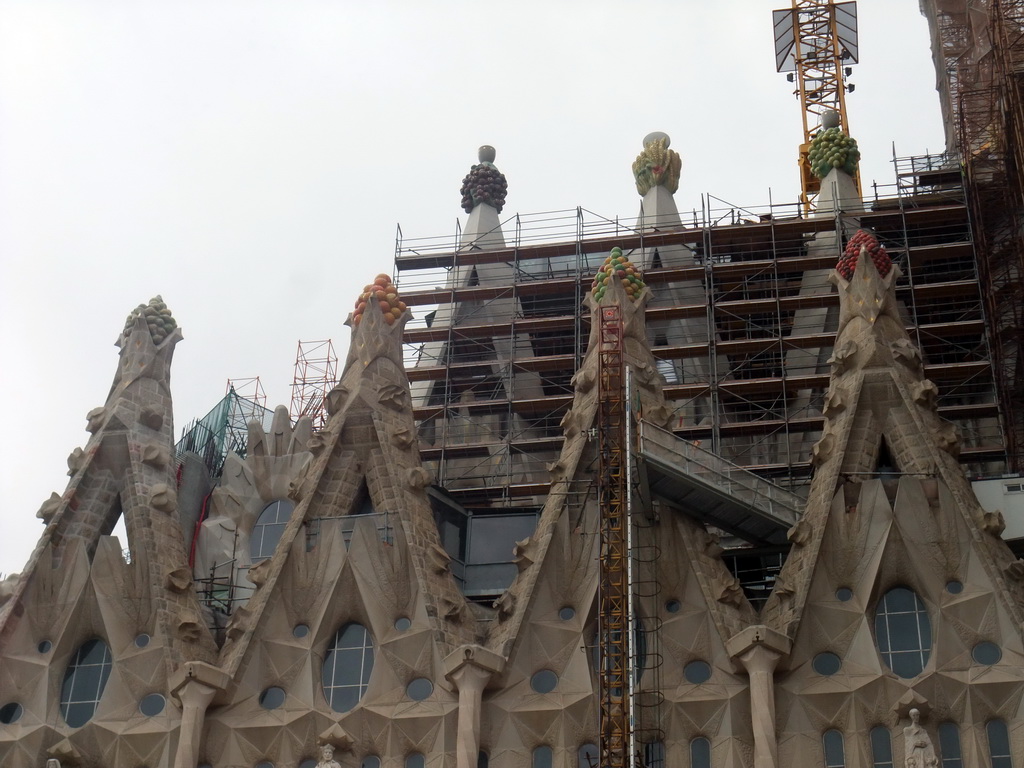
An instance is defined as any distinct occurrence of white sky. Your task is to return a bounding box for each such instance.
[0,1,946,574]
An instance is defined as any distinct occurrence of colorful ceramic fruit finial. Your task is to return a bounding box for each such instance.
[632,132,682,196]
[123,295,177,345]
[353,274,407,326]
[591,247,646,303]
[837,230,892,281]
[460,146,508,213]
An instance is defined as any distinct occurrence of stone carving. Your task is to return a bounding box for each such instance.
[406,466,433,489]
[933,424,960,457]
[428,543,451,574]
[178,610,203,642]
[494,590,515,620]
[45,760,61,768]
[141,442,169,468]
[822,387,846,419]
[377,383,408,411]
[392,427,415,449]
[571,367,595,393]
[325,385,349,416]
[139,405,164,431]
[150,484,177,514]
[513,537,535,571]
[547,459,566,481]
[787,519,812,547]
[891,338,923,370]
[85,406,107,434]
[559,408,578,438]
[632,133,682,195]
[827,339,857,374]
[811,432,836,466]
[316,744,342,768]
[246,558,272,588]
[66,447,86,476]
[716,575,745,607]
[36,492,62,523]
[165,567,193,593]
[912,380,939,409]
[442,596,463,622]
[903,709,938,768]
[982,509,1007,537]
[307,431,329,456]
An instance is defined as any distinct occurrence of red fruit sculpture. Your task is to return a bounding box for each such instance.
[837,230,892,280]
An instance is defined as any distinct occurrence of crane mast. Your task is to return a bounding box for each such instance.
[773,0,860,208]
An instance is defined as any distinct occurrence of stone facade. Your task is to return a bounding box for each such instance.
[2,173,1023,768]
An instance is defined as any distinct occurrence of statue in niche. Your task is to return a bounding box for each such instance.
[316,744,342,768]
[903,709,939,768]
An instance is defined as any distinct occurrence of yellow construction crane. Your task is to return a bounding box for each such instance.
[773,1,861,208]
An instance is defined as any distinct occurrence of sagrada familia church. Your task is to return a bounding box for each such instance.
[2,3,1024,766]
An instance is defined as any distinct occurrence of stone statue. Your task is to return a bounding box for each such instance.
[903,709,938,768]
[317,743,342,768]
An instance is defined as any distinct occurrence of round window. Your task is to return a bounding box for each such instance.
[558,606,576,621]
[292,624,309,639]
[836,587,853,602]
[0,702,24,724]
[665,599,682,613]
[946,581,963,595]
[395,617,412,631]
[37,640,52,654]
[813,652,842,676]
[531,669,558,693]
[407,678,433,701]
[972,641,1002,665]
[134,633,151,648]
[139,693,165,717]
[684,660,712,684]
[259,686,286,710]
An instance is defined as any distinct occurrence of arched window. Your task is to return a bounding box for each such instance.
[690,737,711,768]
[822,730,845,768]
[938,723,963,768]
[405,755,425,768]
[251,499,294,563]
[644,741,665,768]
[986,720,1013,768]
[60,638,113,727]
[532,746,552,768]
[578,743,597,768]
[870,726,893,768]
[322,623,374,712]
[874,587,932,678]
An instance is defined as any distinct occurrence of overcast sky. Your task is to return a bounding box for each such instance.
[0,1,946,574]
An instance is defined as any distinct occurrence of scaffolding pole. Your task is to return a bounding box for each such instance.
[290,339,338,430]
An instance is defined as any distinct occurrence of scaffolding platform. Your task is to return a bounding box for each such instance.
[636,419,803,546]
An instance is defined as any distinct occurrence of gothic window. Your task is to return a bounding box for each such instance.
[822,730,845,768]
[690,737,711,768]
[532,746,553,768]
[870,726,894,768]
[986,720,1013,768]
[60,638,113,727]
[874,587,931,677]
[938,723,962,768]
[321,623,374,712]
[251,499,294,563]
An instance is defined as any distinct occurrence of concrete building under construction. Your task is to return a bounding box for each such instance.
[2,2,1024,767]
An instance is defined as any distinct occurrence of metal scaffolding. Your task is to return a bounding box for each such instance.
[394,177,1003,513]
[290,339,338,431]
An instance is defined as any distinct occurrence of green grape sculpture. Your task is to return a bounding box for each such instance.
[808,126,861,179]
[591,248,645,303]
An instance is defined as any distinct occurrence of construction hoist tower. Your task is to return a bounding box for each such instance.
[597,305,634,768]
[773,0,861,208]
